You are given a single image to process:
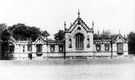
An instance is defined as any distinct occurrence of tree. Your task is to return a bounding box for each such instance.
[8,23,30,40]
[0,24,10,59]
[54,30,65,40]
[8,24,44,41]
[100,30,111,39]
[128,32,135,55]
[29,26,41,41]
[41,30,50,38]
[94,30,111,39]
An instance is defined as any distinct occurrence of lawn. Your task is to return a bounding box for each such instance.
[0,57,135,80]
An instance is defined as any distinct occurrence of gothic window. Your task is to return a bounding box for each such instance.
[96,44,101,52]
[105,44,109,51]
[69,39,72,48]
[59,45,63,52]
[75,33,84,50]
[50,45,55,53]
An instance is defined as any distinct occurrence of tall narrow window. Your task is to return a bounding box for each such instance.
[23,45,25,52]
[69,39,72,48]
[50,45,55,53]
[59,45,63,52]
[96,44,101,52]
[105,44,109,51]
[75,33,84,50]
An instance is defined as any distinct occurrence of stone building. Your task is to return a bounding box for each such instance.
[8,12,128,59]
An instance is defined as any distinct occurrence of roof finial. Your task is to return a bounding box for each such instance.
[97,27,99,39]
[92,20,94,30]
[78,10,80,18]
[64,21,66,31]
[119,29,120,34]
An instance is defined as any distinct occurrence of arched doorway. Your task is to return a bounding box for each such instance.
[117,43,123,55]
[36,44,43,56]
[75,33,84,50]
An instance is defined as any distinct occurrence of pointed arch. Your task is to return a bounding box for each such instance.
[75,33,84,50]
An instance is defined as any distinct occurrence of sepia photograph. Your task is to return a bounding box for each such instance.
[0,0,135,80]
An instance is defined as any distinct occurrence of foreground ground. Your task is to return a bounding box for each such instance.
[0,57,135,80]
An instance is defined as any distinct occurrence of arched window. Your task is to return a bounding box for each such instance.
[69,39,72,48]
[75,33,84,50]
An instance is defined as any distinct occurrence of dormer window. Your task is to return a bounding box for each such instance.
[77,27,81,30]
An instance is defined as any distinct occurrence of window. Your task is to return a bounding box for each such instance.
[105,44,109,51]
[69,39,72,48]
[59,45,64,52]
[23,45,25,52]
[75,33,84,50]
[28,44,32,51]
[96,44,101,52]
[50,45,55,53]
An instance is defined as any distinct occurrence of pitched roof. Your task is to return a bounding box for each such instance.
[33,36,46,45]
[47,40,64,45]
[8,36,16,44]
[113,34,126,43]
[94,39,111,44]
[66,17,93,33]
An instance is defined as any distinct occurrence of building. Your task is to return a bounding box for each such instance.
[8,12,128,59]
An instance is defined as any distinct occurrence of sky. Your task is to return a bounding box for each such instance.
[0,0,135,38]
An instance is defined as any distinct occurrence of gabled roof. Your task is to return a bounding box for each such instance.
[66,17,93,33]
[33,36,46,45]
[113,34,126,43]
[8,36,17,44]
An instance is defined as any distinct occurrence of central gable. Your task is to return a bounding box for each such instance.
[66,12,93,33]
[114,34,126,43]
[33,36,46,45]
[67,18,93,33]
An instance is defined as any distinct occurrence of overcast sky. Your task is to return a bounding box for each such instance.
[0,0,135,37]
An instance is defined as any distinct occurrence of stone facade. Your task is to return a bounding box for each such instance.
[9,12,128,59]
[65,14,94,57]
